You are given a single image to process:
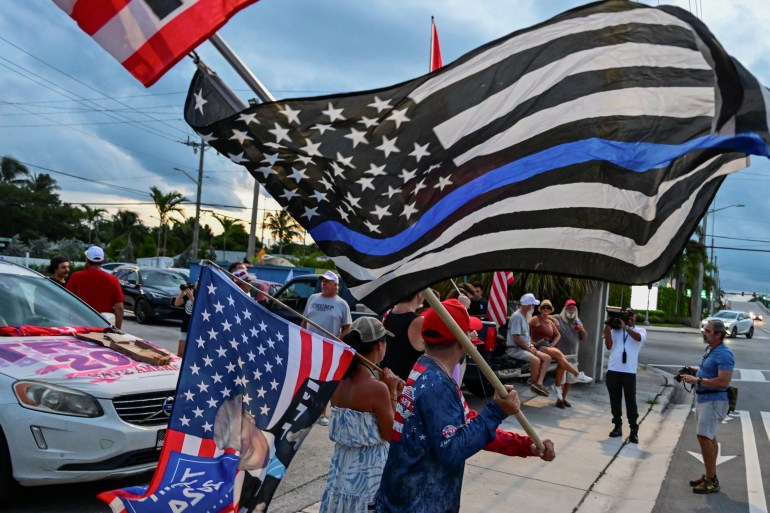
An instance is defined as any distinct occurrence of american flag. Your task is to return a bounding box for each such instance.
[184,1,770,313]
[98,265,354,513]
[53,0,259,86]
[487,271,515,328]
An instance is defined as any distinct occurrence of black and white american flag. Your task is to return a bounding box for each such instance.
[185,0,770,313]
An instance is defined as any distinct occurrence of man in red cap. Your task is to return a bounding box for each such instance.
[376,298,555,513]
[553,299,589,408]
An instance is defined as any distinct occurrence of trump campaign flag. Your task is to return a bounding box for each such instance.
[184,1,770,313]
[53,0,259,86]
[98,265,354,513]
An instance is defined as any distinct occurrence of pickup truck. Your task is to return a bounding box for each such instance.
[267,273,378,326]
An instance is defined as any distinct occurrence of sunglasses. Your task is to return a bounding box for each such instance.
[541,306,552,310]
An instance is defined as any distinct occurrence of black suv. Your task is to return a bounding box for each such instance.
[114,265,187,324]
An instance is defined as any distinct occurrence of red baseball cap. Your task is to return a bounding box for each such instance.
[565,299,577,307]
[469,317,483,331]
[422,298,471,343]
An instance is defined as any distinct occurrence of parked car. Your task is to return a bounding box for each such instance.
[700,310,754,338]
[267,273,377,326]
[749,311,763,322]
[114,265,187,324]
[0,260,179,501]
[101,262,133,274]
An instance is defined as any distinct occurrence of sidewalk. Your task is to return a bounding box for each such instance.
[264,363,688,513]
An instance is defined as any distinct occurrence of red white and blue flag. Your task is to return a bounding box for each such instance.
[52,0,259,86]
[98,264,354,513]
[487,271,515,328]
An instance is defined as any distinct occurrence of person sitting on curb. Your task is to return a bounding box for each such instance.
[506,293,551,397]
[375,298,555,513]
[529,299,593,408]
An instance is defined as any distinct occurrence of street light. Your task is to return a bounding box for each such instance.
[708,203,744,309]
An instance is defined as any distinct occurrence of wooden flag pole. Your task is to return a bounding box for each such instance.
[421,287,544,450]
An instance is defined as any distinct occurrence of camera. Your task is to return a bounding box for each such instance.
[605,307,631,330]
[674,366,697,383]
[180,283,191,291]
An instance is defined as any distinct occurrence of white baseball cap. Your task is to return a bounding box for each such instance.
[84,246,105,263]
[519,293,540,306]
[321,270,339,283]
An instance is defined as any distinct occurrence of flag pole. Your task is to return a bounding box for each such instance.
[207,33,274,262]
[202,261,384,373]
[421,287,544,450]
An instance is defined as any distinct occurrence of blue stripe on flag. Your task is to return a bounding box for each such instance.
[309,132,769,255]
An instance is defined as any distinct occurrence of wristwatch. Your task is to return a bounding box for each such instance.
[697,378,702,386]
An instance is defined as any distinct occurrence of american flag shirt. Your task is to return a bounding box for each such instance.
[376,356,510,513]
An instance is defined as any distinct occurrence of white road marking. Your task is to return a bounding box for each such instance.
[686,442,737,465]
[740,369,767,382]
[739,411,768,513]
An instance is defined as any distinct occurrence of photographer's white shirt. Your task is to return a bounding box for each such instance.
[607,326,647,374]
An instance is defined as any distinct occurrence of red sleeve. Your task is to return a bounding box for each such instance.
[111,276,124,303]
[467,408,534,457]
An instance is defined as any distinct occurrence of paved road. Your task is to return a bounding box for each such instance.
[642,305,770,512]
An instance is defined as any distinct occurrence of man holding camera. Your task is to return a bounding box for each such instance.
[603,308,646,443]
[679,319,734,494]
[174,283,195,356]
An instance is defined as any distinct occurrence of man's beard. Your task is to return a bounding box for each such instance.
[563,309,577,321]
[525,308,533,322]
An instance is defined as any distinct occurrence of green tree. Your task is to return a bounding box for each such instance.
[149,186,187,257]
[81,206,107,244]
[0,156,30,185]
[263,209,301,255]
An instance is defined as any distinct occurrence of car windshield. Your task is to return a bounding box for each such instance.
[142,270,186,288]
[0,274,110,329]
[713,311,738,320]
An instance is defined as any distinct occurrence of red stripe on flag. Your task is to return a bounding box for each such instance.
[71,0,131,35]
[199,437,217,457]
[319,340,333,380]
[294,329,313,396]
[331,349,354,380]
[488,271,515,327]
[120,0,258,86]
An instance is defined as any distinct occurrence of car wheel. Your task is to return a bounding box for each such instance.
[746,326,754,339]
[731,326,738,338]
[134,298,153,324]
[0,426,17,505]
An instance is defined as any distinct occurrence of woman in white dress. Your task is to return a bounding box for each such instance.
[319,317,404,513]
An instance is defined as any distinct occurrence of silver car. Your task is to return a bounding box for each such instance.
[700,310,754,338]
[0,260,180,501]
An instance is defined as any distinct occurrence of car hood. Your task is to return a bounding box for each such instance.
[143,285,179,297]
[0,336,180,397]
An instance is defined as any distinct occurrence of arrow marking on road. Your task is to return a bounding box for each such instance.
[687,443,737,466]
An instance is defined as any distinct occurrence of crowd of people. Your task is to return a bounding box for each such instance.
[47,255,730,503]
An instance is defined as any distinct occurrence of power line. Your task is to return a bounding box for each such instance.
[0,35,193,140]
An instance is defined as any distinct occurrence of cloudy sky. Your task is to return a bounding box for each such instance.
[1,0,768,295]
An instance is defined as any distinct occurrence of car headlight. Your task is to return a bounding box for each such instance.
[13,381,104,418]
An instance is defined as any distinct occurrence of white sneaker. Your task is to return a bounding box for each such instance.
[551,384,563,401]
[317,415,330,426]
[575,371,593,383]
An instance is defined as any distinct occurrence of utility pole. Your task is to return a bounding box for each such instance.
[691,215,707,328]
[180,137,206,260]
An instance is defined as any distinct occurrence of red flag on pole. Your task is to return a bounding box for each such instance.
[488,271,515,327]
[53,0,259,87]
[429,16,442,72]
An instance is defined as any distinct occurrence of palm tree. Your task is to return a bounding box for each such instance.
[149,186,187,257]
[263,209,301,255]
[212,213,243,253]
[26,173,59,194]
[0,156,30,185]
[82,206,107,244]
[109,210,145,261]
